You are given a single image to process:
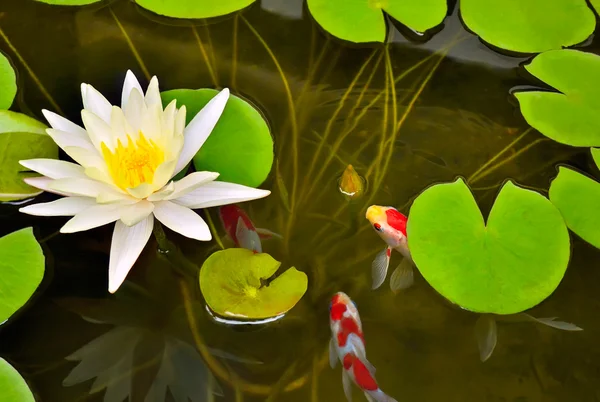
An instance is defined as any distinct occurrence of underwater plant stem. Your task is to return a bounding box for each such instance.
[109,8,150,81]
[231,15,239,90]
[311,352,320,402]
[152,222,198,278]
[192,25,219,88]
[0,26,63,114]
[179,280,311,395]
[203,24,219,84]
[467,128,532,184]
[204,209,225,250]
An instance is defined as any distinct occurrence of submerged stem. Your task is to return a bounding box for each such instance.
[204,209,225,250]
[192,24,219,88]
[109,8,150,81]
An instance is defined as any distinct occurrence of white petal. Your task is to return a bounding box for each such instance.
[20,197,96,216]
[60,204,122,233]
[144,76,161,107]
[24,177,77,197]
[173,181,270,209]
[50,178,118,198]
[123,88,146,134]
[19,159,85,179]
[150,160,177,191]
[81,84,112,124]
[121,70,144,109]
[174,105,186,137]
[81,110,114,151]
[147,181,174,202]
[110,106,132,143]
[126,183,154,199]
[119,200,154,226]
[42,110,88,137]
[108,216,153,293]
[153,200,211,241]
[63,146,106,171]
[161,100,177,140]
[172,88,230,177]
[46,128,95,152]
[163,171,219,201]
[140,104,162,141]
[96,190,137,205]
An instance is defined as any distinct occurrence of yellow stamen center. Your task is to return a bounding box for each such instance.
[101,133,164,190]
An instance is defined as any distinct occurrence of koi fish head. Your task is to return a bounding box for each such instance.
[329,292,358,323]
[366,205,408,242]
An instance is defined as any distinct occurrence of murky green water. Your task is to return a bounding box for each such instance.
[1,1,600,401]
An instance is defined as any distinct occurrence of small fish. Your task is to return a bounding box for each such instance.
[329,292,397,402]
[365,205,415,292]
[219,204,281,253]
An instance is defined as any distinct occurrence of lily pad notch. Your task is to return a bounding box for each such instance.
[407,178,570,314]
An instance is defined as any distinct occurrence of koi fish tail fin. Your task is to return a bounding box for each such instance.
[390,258,414,293]
[235,217,263,253]
[364,390,398,402]
[255,228,283,240]
[371,246,391,289]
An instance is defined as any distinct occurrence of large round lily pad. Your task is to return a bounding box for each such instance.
[34,0,101,4]
[307,0,447,43]
[199,248,307,320]
[0,358,35,402]
[549,166,600,249]
[460,0,595,53]
[0,111,58,201]
[0,53,16,110]
[0,227,45,323]
[407,178,570,314]
[135,0,256,18]
[161,89,273,188]
[515,50,600,147]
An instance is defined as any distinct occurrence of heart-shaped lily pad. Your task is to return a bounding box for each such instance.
[0,53,16,110]
[0,358,35,402]
[514,50,600,147]
[0,111,58,201]
[407,178,570,314]
[135,0,256,18]
[460,0,595,53]
[549,164,600,249]
[0,227,45,323]
[199,248,307,320]
[161,89,273,188]
[307,0,447,43]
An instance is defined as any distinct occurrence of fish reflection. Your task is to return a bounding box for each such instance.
[219,204,281,253]
[366,206,415,292]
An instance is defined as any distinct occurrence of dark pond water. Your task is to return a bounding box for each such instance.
[1,0,600,401]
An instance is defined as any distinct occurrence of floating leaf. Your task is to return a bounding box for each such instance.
[306,0,447,43]
[0,358,35,402]
[0,228,45,323]
[135,0,256,18]
[339,164,364,200]
[0,111,58,201]
[199,248,307,319]
[460,0,595,53]
[161,89,273,188]
[549,166,600,249]
[34,0,101,5]
[0,53,16,110]
[407,178,570,314]
[515,50,600,147]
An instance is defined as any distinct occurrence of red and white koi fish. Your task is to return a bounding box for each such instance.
[219,204,281,253]
[329,292,397,402]
[366,205,414,292]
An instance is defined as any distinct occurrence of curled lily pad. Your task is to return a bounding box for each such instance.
[549,166,600,249]
[0,53,16,110]
[307,0,447,43]
[0,111,58,201]
[407,178,570,314]
[0,358,35,402]
[135,0,256,18]
[199,248,307,320]
[515,50,600,147]
[161,89,273,188]
[460,0,595,53]
[0,227,45,323]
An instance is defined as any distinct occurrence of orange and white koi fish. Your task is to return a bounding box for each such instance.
[366,205,414,292]
[329,292,397,402]
[219,204,280,253]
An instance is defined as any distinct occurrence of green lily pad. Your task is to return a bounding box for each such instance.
[460,0,595,53]
[0,111,58,201]
[306,0,447,43]
[161,89,273,188]
[199,248,307,320]
[135,0,256,18]
[34,0,101,4]
[515,50,600,147]
[0,358,35,402]
[549,166,600,249]
[0,53,16,110]
[0,227,45,323]
[407,178,570,314]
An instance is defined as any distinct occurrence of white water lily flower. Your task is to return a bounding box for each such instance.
[19,70,270,293]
